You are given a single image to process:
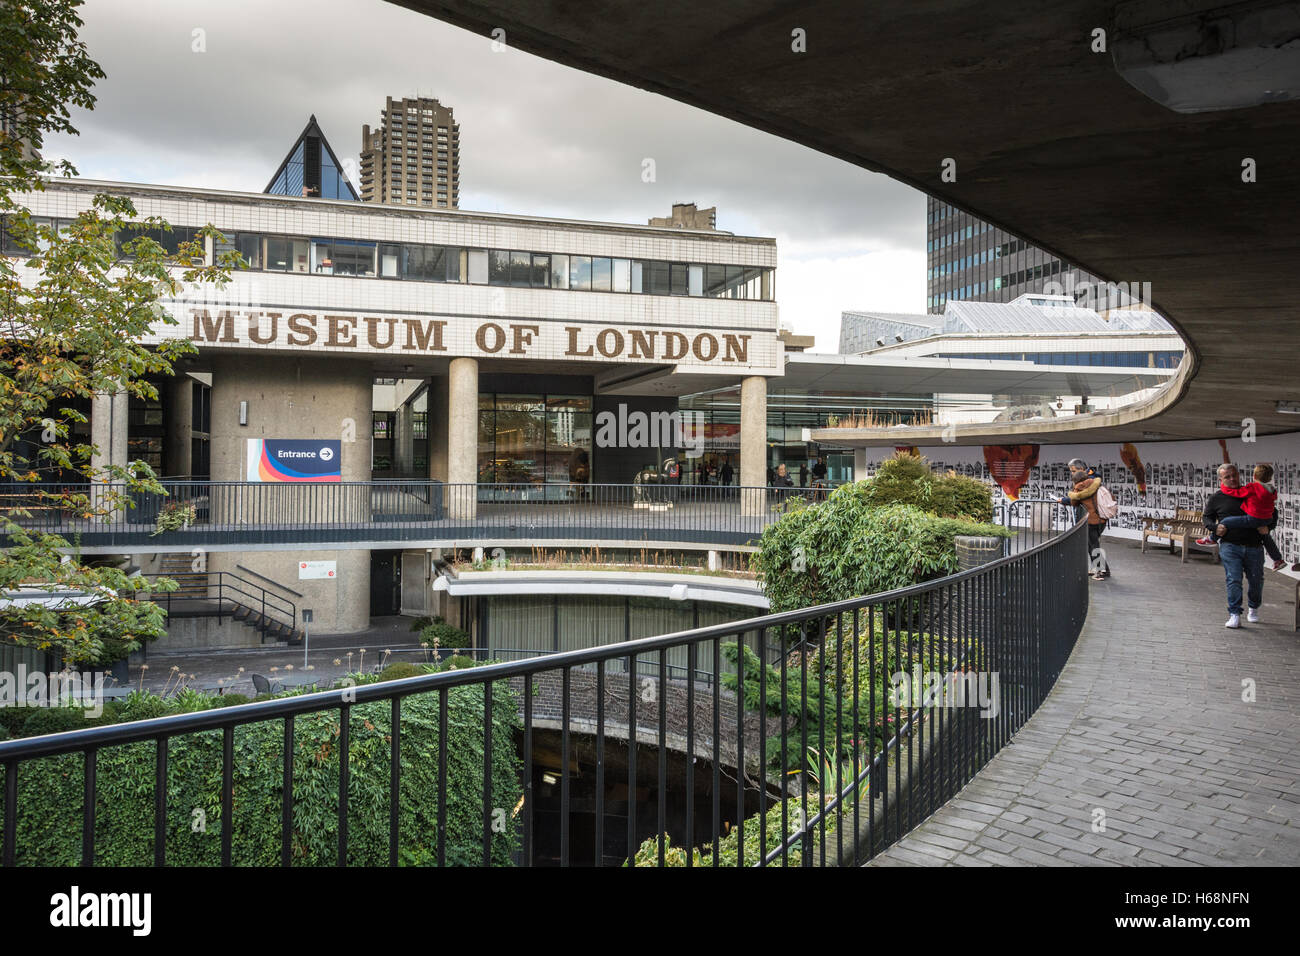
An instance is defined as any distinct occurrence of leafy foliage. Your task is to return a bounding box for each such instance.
[0,2,238,663]
[755,496,1007,617]
[627,799,837,867]
[0,681,522,866]
[420,620,469,650]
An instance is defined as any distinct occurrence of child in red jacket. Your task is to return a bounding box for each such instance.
[1197,463,1284,569]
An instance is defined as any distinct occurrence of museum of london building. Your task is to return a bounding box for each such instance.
[7,177,783,639]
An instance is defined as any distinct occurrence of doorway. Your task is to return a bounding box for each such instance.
[369,550,402,617]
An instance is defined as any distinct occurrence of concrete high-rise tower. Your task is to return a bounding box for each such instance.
[360,96,460,208]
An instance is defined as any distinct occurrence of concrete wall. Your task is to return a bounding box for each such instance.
[163,374,194,477]
[207,355,374,632]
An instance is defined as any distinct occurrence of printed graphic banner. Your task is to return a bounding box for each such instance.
[247,439,342,482]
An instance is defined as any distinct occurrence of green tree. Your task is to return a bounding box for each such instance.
[0,0,236,663]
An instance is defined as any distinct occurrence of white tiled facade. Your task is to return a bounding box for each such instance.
[16,180,781,376]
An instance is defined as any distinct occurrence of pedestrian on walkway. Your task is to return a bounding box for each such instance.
[1057,458,1110,580]
[1203,462,1268,628]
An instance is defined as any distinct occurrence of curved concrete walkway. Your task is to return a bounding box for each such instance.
[870,540,1300,866]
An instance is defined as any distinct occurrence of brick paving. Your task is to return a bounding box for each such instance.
[870,539,1300,866]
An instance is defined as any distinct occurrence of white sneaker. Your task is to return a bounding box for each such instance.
[1225,614,1241,629]
[1247,608,1260,623]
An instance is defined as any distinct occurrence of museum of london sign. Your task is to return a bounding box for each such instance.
[161,308,776,371]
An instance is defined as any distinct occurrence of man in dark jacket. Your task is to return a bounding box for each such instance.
[1204,462,1272,628]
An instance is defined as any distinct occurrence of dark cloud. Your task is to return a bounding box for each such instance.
[45,0,925,345]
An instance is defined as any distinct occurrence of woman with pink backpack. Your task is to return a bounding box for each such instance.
[1057,458,1117,580]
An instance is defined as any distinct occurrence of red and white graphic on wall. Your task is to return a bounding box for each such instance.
[982,444,1041,501]
[299,560,337,580]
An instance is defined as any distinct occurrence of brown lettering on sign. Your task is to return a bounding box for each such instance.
[509,323,540,355]
[565,326,593,357]
[366,316,398,350]
[662,332,688,361]
[192,309,238,343]
[402,319,447,352]
[692,332,719,362]
[597,329,624,358]
[476,322,505,353]
[722,334,749,363]
[247,311,279,345]
[287,313,318,346]
[325,315,358,348]
[629,329,658,359]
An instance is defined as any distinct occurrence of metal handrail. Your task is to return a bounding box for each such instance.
[136,571,296,633]
[0,510,1089,868]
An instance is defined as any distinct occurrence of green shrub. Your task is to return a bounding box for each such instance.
[0,725,9,741]
[20,706,88,738]
[420,621,469,650]
[2,681,522,866]
[437,654,477,671]
[408,615,443,633]
[755,498,1008,616]
[853,451,995,522]
[377,662,433,682]
[628,799,835,867]
[215,693,251,707]
[0,706,29,737]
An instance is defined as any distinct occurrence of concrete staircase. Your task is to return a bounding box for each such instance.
[154,555,304,645]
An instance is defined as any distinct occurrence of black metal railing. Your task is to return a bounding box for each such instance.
[0,481,819,550]
[134,571,297,637]
[0,512,1088,867]
[998,498,1079,553]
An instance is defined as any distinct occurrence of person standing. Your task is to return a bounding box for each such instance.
[1057,458,1109,580]
[1203,463,1269,628]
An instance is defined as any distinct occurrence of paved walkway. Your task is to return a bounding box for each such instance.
[871,539,1300,866]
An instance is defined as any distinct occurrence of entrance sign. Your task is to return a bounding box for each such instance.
[247,439,342,482]
[299,561,337,580]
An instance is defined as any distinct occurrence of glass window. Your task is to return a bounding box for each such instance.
[266,236,309,273]
[511,250,532,287]
[467,249,488,284]
[724,265,743,298]
[590,256,611,291]
[215,233,261,270]
[531,254,550,288]
[631,260,644,293]
[669,263,689,296]
[612,258,631,292]
[550,254,569,289]
[312,238,375,277]
[379,242,401,278]
[444,246,462,282]
[569,255,592,291]
[488,249,511,285]
[688,264,703,297]
[649,261,672,295]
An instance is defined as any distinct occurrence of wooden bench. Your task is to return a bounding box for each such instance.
[1141,509,1218,564]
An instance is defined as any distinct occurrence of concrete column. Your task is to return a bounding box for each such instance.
[428,374,449,482]
[740,375,767,516]
[90,390,130,476]
[163,374,194,478]
[447,357,478,519]
[207,355,374,633]
[393,401,414,476]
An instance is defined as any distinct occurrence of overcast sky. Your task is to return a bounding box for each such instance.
[43,0,926,351]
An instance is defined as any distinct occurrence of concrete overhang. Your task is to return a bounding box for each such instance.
[392,0,1300,442]
[609,350,1176,399]
[436,568,769,608]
